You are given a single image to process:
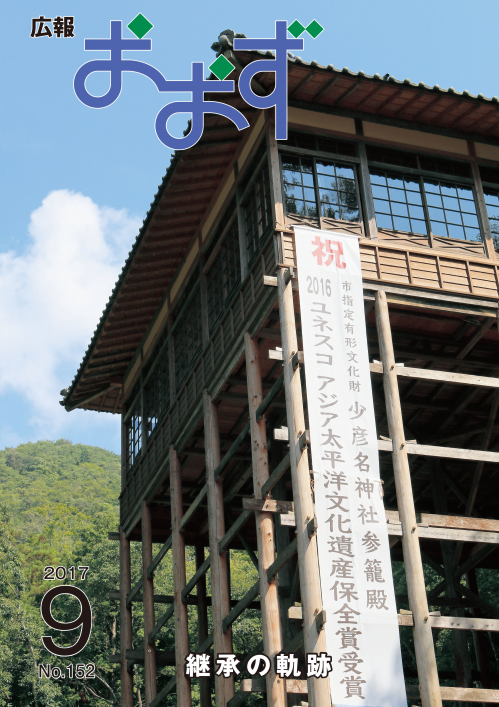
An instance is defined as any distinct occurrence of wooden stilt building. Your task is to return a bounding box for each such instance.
[62,32,499,707]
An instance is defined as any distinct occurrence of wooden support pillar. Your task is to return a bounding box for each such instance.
[468,139,496,260]
[375,289,442,707]
[141,501,157,705]
[203,391,234,707]
[267,126,285,230]
[120,527,134,707]
[431,461,472,688]
[358,142,378,240]
[467,568,491,689]
[170,446,192,707]
[276,265,331,707]
[245,333,286,707]
[195,544,211,707]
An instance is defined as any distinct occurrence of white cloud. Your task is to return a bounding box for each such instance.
[0,189,141,440]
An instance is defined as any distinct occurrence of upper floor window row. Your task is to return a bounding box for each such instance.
[206,217,241,333]
[173,285,203,391]
[370,170,480,242]
[243,161,273,264]
[282,154,360,223]
[143,339,170,438]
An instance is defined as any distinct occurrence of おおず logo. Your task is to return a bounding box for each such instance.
[72,16,324,150]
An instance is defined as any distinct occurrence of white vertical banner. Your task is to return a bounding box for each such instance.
[295,226,407,707]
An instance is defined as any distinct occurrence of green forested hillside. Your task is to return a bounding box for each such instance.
[3,441,499,707]
[0,441,261,707]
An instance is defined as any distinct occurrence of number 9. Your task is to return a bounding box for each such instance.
[40,585,92,657]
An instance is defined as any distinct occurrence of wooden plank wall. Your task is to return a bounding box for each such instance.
[359,242,499,299]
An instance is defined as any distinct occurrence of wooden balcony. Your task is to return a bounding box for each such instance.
[283,214,499,302]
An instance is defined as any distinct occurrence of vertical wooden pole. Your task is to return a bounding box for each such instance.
[170,446,192,707]
[276,266,331,707]
[121,417,128,491]
[245,333,286,707]
[267,126,285,230]
[195,544,211,707]
[467,568,491,688]
[358,142,378,240]
[203,391,234,707]
[468,139,496,260]
[141,501,157,706]
[120,527,134,707]
[430,461,471,687]
[271,438,295,646]
[375,290,442,707]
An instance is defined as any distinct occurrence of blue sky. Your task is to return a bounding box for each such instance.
[1,0,498,455]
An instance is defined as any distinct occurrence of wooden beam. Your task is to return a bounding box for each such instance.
[378,439,499,463]
[255,372,284,422]
[399,613,499,631]
[242,498,294,514]
[141,501,157,704]
[456,317,495,358]
[385,510,499,533]
[179,485,207,532]
[239,678,307,694]
[245,333,286,707]
[407,685,499,702]
[170,447,192,707]
[265,507,499,543]
[291,606,499,631]
[181,555,211,601]
[266,537,298,581]
[218,510,253,554]
[370,362,499,389]
[239,679,499,702]
[122,648,175,666]
[276,264,330,707]
[375,290,442,707]
[222,581,260,632]
[66,383,121,411]
[203,392,234,707]
[213,421,251,480]
[120,528,134,706]
[261,453,291,496]
[149,603,175,643]
[147,535,172,579]
[150,675,177,707]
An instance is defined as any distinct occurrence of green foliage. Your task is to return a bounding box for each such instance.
[0,440,121,706]
[0,441,264,706]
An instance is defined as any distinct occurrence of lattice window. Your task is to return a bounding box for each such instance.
[483,189,499,247]
[282,154,360,222]
[126,399,142,475]
[370,168,481,241]
[173,286,203,390]
[424,179,480,241]
[206,219,241,332]
[370,170,427,234]
[244,163,273,263]
[143,343,170,438]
